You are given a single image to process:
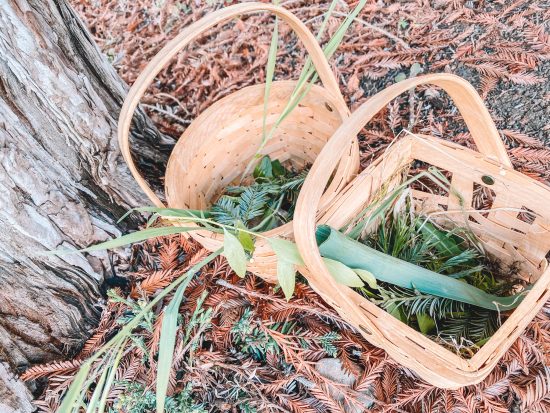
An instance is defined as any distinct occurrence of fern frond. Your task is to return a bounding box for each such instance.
[438,309,500,343]
[210,196,241,226]
[375,285,466,319]
[238,186,270,224]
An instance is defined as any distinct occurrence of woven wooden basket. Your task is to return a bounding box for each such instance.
[118,3,359,282]
[294,73,550,388]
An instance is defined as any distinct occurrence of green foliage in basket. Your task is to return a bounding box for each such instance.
[316,226,524,312]
[211,156,308,232]
[315,165,528,353]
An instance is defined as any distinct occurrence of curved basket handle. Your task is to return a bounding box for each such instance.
[118,2,348,207]
[293,73,511,340]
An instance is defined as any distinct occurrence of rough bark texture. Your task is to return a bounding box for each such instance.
[0,362,34,413]
[0,0,168,406]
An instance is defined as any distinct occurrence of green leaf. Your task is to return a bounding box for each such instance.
[271,159,286,177]
[387,303,408,323]
[268,238,304,266]
[317,225,527,311]
[417,313,436,334]
[156,274,191,413]
[322,257,364,287]
[57,361,92,413]
[223,229,248,277]
[237,228,255,253]
[353,269,378,290]
[47,226,197,255]
[254,155,273,179]
[419,221,462,257]
[277,259,296,301]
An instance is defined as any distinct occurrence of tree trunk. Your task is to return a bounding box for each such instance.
[0,0,168,407]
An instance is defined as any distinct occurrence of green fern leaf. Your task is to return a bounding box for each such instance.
[210,196,241,226]
[238,186,269,224]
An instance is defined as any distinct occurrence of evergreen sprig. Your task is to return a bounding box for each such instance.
[210,156,308,232]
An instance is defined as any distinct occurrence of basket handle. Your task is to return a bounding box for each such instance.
[293,73,511,337]
[118,2,348,207]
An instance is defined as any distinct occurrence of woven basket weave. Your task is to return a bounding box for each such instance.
[294,73,550,388]
[118,3,359,282]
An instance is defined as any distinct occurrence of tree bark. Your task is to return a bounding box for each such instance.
[0,0,168,405]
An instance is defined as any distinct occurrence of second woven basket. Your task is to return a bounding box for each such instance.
[294,73,550,388]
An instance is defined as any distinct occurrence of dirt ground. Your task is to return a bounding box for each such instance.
[73,0,550,179]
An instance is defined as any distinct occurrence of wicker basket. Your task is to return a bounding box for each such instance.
[118,3,359,282]
[294,73,550,388]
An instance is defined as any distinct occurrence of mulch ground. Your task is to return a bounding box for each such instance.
[28,1,550,412]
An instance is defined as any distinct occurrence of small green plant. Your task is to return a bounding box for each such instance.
[112,382,206,413]
[230,308,279,361]
[210,155,308,232]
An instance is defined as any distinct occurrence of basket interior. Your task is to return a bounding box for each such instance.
[165,81,345,212]
[336,133,550,284]
[316,132,550,364]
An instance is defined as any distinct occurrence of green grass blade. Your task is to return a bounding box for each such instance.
[58,249,222,411]
[156,264,198,413]
[84,353,113,413]
[97,340,127,413]
[254,0,367,159]
[317,225,527,311]
[285,0,338,106]
[47,226,197,255]
[57,361,92,413]
[316,0,339,41]
[262,14,278,143]
[118,207,211,223]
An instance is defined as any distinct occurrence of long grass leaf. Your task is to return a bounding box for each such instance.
[262,14,278,143]
[255,0,367,158]
[317,225,527,310]
[97,340,127,413]
[48,226,197,255]
[156,263,199,413]
[118,207,210,223]
[57,361,92,413]
[84,353,113,413]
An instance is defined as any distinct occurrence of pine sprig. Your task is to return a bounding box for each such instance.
[209,156,309,232]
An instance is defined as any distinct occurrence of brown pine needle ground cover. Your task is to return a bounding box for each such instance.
[26,0,550,411]
[27,234,550,412]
